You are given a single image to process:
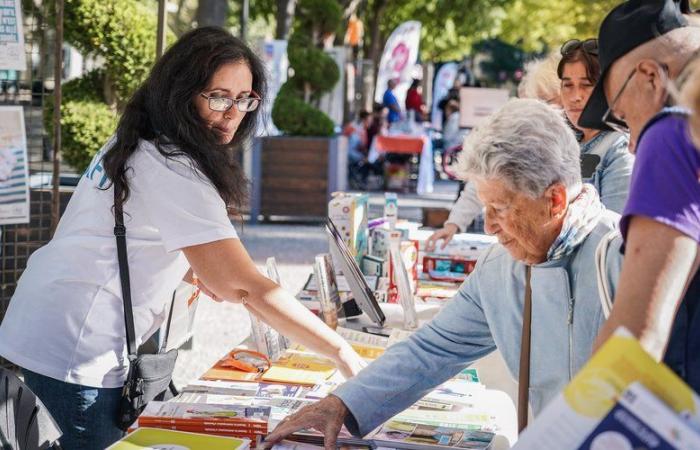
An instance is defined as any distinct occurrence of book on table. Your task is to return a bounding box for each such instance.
[137,401,270,438]
[368,420,495,450]
[106,427,251,450]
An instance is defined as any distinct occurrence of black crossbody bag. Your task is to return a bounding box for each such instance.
[114,188,179,431]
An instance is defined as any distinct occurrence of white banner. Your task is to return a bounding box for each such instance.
[0,0,25,70]
[0,106,28,224]
[430,62,458,130]
[374,21,421,107]
[259,39,288,136]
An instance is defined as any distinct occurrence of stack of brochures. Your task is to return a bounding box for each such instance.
[515,328,700,449]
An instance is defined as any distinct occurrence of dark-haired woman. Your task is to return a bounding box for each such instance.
[557,38,634,214]
[0,27,364,449]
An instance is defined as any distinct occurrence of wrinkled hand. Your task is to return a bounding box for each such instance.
[425,223,459,252]
[333,343,367,379]
[263,395,349,450]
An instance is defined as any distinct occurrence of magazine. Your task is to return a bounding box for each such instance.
[369,420,494,450]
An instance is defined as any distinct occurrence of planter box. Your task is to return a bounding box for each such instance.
[249,136,347,221]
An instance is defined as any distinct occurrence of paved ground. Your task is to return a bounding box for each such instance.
[172,218,519,411]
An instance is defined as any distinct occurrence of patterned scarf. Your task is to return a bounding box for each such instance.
[546,184,604,261]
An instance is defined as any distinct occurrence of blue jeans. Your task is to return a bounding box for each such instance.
[22,368,124,450]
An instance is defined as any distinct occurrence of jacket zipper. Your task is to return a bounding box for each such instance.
[568,297,574,380]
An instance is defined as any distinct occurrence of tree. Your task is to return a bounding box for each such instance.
[492,0,620,52]
[46,0,175,172]
[271,0,342,135]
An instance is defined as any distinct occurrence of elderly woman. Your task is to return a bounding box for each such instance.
[262,99,624,446]
[427,53,564,250]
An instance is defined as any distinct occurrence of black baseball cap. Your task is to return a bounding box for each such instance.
[578,0,688,130]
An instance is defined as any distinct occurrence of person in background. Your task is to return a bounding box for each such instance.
[405,78,427,122]
[366,102,387,148]
[382,79,402,124]
[0,27,365,450]
[441,99,463,151]
[517,52,563,106]
[426,47,625,251]
[345,110,381,189]
[263,100,624,447]
[557,38,633,214]
[577,0,700,392]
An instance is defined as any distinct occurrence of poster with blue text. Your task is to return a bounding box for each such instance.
[0,0,24,70]
[0,106,28,224]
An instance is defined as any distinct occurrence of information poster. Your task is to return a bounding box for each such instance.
[0,0,25,70]
[0,106,28,224]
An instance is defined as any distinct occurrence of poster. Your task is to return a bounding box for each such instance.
[0,0,25,70]
[0,106,28,224]
[430,62,458,130]
[374,21,421,107]
[458,87,510,128]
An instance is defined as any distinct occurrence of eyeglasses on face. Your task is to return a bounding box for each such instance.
[200,91,262,113]
[601,69,636,134]
[560,38,598,56]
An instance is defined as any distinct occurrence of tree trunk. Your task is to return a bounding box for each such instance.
[361,0,386,110]
[275,0,297,40]
[196,0,229,28]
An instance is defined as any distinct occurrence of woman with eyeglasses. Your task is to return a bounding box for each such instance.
[0,27,365,450]
[557,38,634,214]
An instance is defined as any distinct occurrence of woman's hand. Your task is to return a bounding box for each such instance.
[333,343,366,378]
[425,223,459,252]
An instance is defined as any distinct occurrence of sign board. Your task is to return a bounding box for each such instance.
[458,87,510,128]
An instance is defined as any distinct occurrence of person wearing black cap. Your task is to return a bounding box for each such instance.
[580,0,700,393]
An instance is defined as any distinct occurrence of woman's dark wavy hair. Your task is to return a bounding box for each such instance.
[103,26,267,213]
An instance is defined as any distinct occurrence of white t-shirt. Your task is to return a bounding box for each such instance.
[0,138,238,388]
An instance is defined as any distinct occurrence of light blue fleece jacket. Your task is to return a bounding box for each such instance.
[333,210,624,437]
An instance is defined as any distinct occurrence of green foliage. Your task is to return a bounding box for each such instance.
[473,39,528,85]
[64,0,167,104]
[272,0,341,136]
[44,70,117,173]
[492,0,620,52]
[46,0,175,172]
[364,0,508,62]
[272,82,335,136]
[60,100,117,172]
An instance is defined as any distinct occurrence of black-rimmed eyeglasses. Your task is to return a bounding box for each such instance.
[601,69,636,134]
[200,91,262,113]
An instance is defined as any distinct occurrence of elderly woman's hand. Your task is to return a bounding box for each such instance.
[262,395,349,450]
[425,223,459,252]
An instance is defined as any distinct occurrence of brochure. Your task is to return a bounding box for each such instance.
[106,427,250,450]
[514,328,700,449]
[369,420,494,450]
[261,351,337,385]
[577,382,700,450]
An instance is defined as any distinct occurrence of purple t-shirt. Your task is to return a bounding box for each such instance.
[620,113,700,243]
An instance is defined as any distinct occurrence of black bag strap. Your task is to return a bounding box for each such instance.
[114,187,178,358]
[114,187,137,358]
